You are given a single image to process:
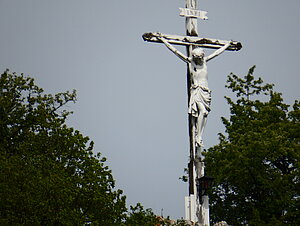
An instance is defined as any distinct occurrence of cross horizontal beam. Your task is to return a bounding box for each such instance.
[142,32,242,51]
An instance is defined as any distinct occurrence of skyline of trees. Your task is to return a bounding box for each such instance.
[205,66,299,225]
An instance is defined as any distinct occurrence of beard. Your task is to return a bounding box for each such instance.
[193,57,203,65]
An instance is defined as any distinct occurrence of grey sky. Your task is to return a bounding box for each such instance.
[1,0,299,219]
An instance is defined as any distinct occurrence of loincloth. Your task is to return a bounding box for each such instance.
[188,85,211,117]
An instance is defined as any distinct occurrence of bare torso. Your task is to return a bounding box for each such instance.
[190,60,208,88]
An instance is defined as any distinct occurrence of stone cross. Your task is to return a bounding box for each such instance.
[143,0,242,224]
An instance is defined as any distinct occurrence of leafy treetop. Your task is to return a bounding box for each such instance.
[205,66,299,225]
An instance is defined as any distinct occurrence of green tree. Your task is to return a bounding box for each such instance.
[0,70,127,225]
[205,66,299,225]
[124,203,160,226]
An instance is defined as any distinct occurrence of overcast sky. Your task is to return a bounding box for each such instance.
[1,0,299,220]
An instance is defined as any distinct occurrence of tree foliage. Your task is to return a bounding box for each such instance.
[124,203,160,226]
[0,70,127,225]
[205,66,299,225]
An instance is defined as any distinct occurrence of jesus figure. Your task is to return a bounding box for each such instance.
[158,36,231,150]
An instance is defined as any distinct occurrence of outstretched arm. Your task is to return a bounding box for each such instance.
[206,41,231,62]
[158,37,190,64]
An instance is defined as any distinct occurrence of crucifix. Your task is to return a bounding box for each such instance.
[143,0,242,225]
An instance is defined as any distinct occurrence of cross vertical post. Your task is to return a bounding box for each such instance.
[186,0,198,197]
[184,0,199,223]
[184,0,208,224]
